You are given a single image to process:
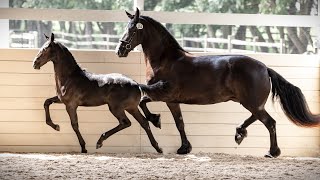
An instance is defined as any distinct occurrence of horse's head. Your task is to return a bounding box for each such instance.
[116,8,144,57]
[33,33,57,69]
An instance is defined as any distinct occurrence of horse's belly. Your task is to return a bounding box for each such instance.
[170,87,233,105]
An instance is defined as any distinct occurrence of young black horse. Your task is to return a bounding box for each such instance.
[116,8,320,158]
[33,33,164,153]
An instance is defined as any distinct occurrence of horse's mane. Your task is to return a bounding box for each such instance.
[140,16,187,53]
[56,42,83,72]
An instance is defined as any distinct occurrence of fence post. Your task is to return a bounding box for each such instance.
[107,35,110,50]
[181,36,184,49]
[280,38,284,54]
[33,31,38,48]
[227,35,233,53]
[204,34,208,52]
[0,0,9,48]
[253,36,258,53]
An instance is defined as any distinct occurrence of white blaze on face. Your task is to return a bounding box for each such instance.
[34,41,49,60]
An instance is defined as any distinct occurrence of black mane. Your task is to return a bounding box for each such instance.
[55,42,82,72]
[140,16,187,53]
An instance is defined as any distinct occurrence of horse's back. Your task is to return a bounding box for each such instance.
[63,72,141,108]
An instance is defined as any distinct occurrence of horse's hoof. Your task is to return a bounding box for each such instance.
[235,127,247,145]
[264,148,281,158]
[264,153,274,158]
[177,141,192,154]
[96,143,103,149]
[81,149,88,153]
[157,147,163,154]
[150,114,161,129]
[55,125,60,131]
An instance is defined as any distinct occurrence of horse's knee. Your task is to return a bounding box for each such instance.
[120,118,131,128]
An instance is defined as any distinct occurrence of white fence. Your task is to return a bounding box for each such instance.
[9,31,285,53]
[4,7,317,53]
[9,31,38,48]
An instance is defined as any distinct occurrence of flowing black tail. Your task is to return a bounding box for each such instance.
[138,81,169,100]
[268,68,320,127]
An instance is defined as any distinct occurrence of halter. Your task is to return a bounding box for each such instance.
[120,22,143,50]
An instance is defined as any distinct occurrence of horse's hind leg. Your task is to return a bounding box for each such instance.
[96,106,131,149]
[255,109,281,158]
[235,115,257,145]
[167,103,192,154]
[127,107,163,153]
[66,106,87,153]
[139,96,161,129]
[44,96,61,131]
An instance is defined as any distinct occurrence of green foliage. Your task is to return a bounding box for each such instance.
[10,0,132,10]
[9,0,318,53]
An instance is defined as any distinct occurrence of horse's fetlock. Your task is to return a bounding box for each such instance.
[44,100,52,107]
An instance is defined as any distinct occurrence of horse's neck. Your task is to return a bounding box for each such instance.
[141,27,185,69]
[142,43,184,69]
[53,54,81,86]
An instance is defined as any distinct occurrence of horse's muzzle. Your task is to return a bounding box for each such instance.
[32,60,41,70]
[116,48,129,57]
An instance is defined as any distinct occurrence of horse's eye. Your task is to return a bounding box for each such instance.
[129,23,135,29]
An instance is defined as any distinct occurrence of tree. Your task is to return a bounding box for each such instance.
[9,0,317,53]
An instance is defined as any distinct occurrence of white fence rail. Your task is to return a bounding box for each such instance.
[9,31,284,53]
[9,31,38,48]
[2,8,317,53]
[0,8,319,27]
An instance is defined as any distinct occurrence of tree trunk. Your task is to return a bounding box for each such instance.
[265,27,279,53]
[285,0,306,54]
[249,26,268,52]
[287,27,306,53]
[85,22,95,49]
[206,25,218,48]
[234,26,246,50]
[59,22,66,32]
[221,26,232,49]
[97,22,116,49]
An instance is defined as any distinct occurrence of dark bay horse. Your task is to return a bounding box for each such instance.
[33,33,164,153]
[115,8,320,158]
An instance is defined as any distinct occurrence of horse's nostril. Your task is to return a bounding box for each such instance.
[33,61,40,69]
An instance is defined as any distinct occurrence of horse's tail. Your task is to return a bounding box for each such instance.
[267,68,320,127]
[138,80,169,100]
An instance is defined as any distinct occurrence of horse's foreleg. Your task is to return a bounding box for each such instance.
[96,107,131,149]
[66,106,87,153]
[235,115,257,145]
[139,96,161,129]
[166,103,192,154]
[127,107,163,153]
[44,96,61,131]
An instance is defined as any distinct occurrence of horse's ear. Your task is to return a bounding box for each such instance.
[125,10,134,19]
[44,34,49,40]
[133,7,140,22]
[50,33,54,42]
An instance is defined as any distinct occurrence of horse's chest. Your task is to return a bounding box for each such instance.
[55,80,80,103]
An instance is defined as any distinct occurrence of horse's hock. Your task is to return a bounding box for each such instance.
[0,49,319,157]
